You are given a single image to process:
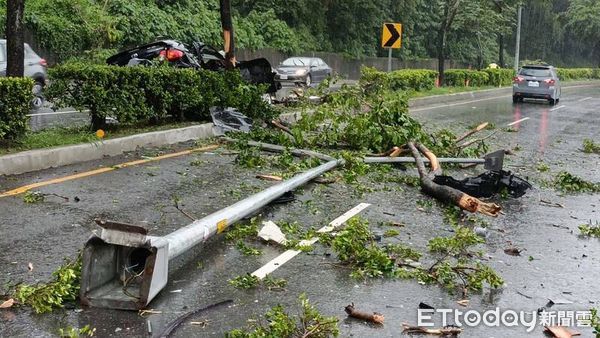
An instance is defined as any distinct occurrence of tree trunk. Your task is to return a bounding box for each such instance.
[498,34,505,68]
[6,0,25,77]
[437,28,447,86]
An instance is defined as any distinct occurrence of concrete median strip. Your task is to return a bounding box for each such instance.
[0,123,217,176]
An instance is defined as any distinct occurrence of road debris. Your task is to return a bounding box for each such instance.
[138,309,162,317]
[0,299,14,309]
[408,142,501,216]
[210,107,253,134]
[544,325,581,338]
[504,246,522,256]
[433,170,532,198]
[256,174,283,181]
[27,262,33,271]
[455,122,489,143]
[344,303,384,324]
[402,323,463,335]
[158,299,233,337]
[540,199,565,208]
[257,221,288,245]
[456,299,469,307]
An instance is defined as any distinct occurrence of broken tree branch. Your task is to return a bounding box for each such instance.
[458,130,498,148]
[402,323,463,335]
[345,303,385,324]
[456,122,489,143]
[270,120,294,136]
[408,142,501,217]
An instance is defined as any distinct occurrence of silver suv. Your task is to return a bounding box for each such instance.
[512,65,561,105]
[0,39,48,109]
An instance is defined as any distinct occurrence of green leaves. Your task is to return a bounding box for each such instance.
[553,171,600,194]
[0,78,33,140]
[15,255,82,314]
[226,294,339,337]
[579,222,600,238]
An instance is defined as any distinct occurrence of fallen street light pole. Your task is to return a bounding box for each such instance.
[80,142,343,310]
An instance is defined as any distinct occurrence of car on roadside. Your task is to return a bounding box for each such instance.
[0,39,48,109]
[512,64,561,105]
[274,57,332,87]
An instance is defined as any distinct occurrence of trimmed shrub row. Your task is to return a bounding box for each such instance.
[359,66,437,93]
[556,68,600,81]
[46,64,274,130]
[0,77,33,140]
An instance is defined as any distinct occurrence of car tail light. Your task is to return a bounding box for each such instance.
[159,49,184,62]
[39,59,47,67]
[544,79,555,85]
[513,76,525,83]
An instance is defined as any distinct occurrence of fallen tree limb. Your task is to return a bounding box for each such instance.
[369,145,408,157]
[402,323,463,335]
[455,122,489,143]
[270,120,294,136]
[408,142,501,217]
[345,303,384,324]
[458,130,498,148]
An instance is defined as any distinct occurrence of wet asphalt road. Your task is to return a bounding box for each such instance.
[1,84,600,337]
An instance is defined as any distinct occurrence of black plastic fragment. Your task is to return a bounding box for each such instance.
[432,170,532,198]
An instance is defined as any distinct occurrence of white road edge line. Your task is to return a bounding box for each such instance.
[578,97,592,102]
[550,105,566,112]
[27,110,89,117]
[251,202,371,280]
[410,95,512,112]
[506,117,530,127]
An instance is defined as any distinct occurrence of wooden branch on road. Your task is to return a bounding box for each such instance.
[408,142,501,217]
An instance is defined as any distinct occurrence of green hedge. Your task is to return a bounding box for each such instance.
[444,69,490,87]
[0,78,33,140]
[483,69,515,87]
[47,64,273,129]
[359,66,437,93]
[556,68,600,81]
[388,69,438,91]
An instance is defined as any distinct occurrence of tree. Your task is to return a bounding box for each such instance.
[566,0,600,67]
[5,0,25,77]
[435,0,462,85]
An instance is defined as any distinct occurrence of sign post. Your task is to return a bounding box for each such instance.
[381,23,402,72]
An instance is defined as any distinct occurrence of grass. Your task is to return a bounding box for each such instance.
[0,121,198,155]
[411,85,498,98]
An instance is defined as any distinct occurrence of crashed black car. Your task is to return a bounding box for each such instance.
[106,40,279,93]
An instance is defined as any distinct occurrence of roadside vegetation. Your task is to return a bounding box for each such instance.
[226,294,339,338]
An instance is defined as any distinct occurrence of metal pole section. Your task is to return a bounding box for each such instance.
[163,157,342,260]
[514,5,522,73]
[387,48,393,72]
[364,157,485,164]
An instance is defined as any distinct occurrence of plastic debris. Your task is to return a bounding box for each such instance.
[433,170,532,198]
[210,107,253,135]
[258,221,287,245]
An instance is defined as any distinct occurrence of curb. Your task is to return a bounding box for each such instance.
[408,80,600,109]
[0,123,216,176]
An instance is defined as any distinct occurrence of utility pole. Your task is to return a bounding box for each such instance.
[514,5,522,73]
